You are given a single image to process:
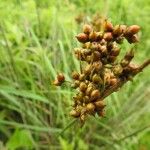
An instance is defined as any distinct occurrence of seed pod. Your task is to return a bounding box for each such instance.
[126,34,139,43]
[57,73,65,83]
[91,42,99,51]
[104,20,113,32]
[121,59,130,67]
[84,42,91,49]
[83,96,90,103]
[108,56,117,63]
[53,80,61,86]
[73,80,80,88]
[70,109,80,117]
[79,74,85,81]
[97,110,105,117]
[76,92,84,102]
[76,33,88,43]
[79,82,87,92]
[110,47,120,56]
[96,32,103,41]
[89,31,97,41]
[93,61,103,72]
[100,39,107,45]
[85,86,93,96]
[109,78,118,86]
[82,49,91,55]
[113,65,123,75]
[100,45,107,56]
[94,101,106,109]
[80,114,86,122]
[113,25,122,36]
[120,25,127,33]
[86,103,95,112]
[86,55,92,63]
[124,49,134,61]
[92,74,103,84]
[91,89,100,100]
[84,64,92,75]
[72,71,80,80]
[93,51,101,61]
[83,24,92,34]
[125,25,140,35]
[103,32,113,41]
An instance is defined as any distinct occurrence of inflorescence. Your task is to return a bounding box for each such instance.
[53,19,150,123]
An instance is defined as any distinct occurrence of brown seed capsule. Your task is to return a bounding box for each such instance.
[70,110,80,117]
[73,80,80,88]
[86,103,95,112]
[104,20,113,32]
[93,61,102,72]
[92,74,103,84]
[83,96,90,103]
[121,59,130,67]
[100,39,107,45]
[89,31,97,41]
[113,65,123,75]
[125,25,140,35]
[113,25,122,36]
[126,35,139,43]
[84,64,92,75]
[83,24,92,34]
[76,33,88,43]
[100,45,107,56]
[108,56,117,63]
[91,42,99,51]
[124,49,134,61]
[72,71,80,80]
[79,74,85,81]
[84,42,91,49]
[91,89,100,100]
[86,55,92,63]
[110,47,120,56]
[94,101,106,109]
[57,73,65,83]
[93,51,101,61]
[53,80,61,86]
[79,82,87,92]
[97,110,105,117]
[85,86,93,96]
[120,25,127,33]
[96,32,103,41]
[109,78,118,86]
[103,32,113,41]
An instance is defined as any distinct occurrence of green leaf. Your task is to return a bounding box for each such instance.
[6,129,35,150]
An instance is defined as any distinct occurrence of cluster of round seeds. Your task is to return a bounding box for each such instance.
[69,20,140,122]
[53,18,144,123]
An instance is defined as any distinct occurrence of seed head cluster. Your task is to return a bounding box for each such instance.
[53,19,150,123]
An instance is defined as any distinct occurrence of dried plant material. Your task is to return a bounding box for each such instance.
[54,18,150,124]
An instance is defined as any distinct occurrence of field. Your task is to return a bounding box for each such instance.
[0,0,150,149]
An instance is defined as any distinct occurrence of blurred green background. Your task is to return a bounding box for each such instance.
[0,0,150,149]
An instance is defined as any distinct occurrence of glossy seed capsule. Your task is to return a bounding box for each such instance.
[57,73,65,82]
[76,33,88,43]
[79,82,87,92]
[91,90,100,100]
[83,24,92,34]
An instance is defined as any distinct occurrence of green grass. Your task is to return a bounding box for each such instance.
[0,0,150,149]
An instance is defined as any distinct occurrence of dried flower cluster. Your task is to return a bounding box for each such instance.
[54,19,150,123]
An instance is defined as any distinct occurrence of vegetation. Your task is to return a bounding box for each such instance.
[0,0,149,149]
